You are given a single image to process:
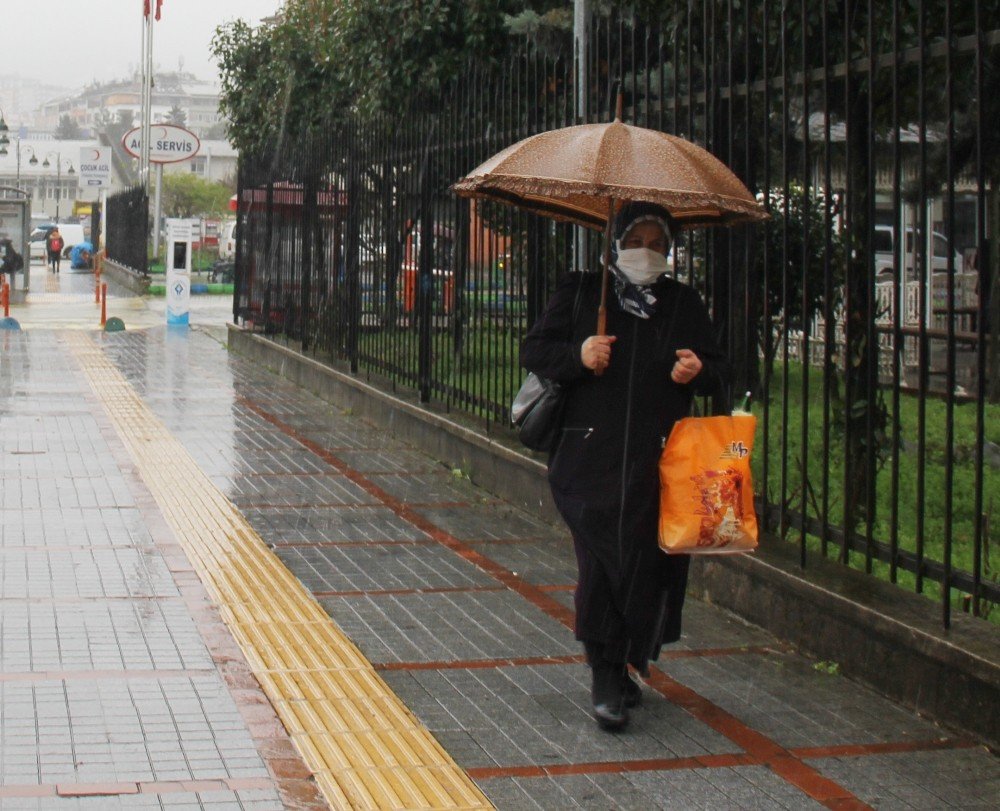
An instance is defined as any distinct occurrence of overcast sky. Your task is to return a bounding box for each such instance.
[3,0,283,89]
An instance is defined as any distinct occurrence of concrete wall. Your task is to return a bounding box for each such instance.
[101,258,150,295]
[228,323,1000,750]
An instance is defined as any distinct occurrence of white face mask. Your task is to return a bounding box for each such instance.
[615,247,669,286]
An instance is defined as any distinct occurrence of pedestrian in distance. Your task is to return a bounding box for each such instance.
[0,238,24,280]
[46,227,64,273]
[520,201,730,732]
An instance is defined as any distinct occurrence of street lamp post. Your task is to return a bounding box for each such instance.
[0,140,37,190]
[0,108,10,183]
[19,145,38,188]
[42,153,75,224]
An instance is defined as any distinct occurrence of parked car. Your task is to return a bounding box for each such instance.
[873,224,962,278]
[28,224,86,262]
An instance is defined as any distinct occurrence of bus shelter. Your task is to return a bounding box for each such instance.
[0,187,30,301]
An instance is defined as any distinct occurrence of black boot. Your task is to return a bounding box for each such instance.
[622,670,642,708]
[591,659,628,731]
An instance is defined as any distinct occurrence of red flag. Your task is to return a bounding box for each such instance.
[155,0,163,20]
[143,0,150,17]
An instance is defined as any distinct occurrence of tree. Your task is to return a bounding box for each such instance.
[211,0,556,152]
[754,185,847,361]
[211,18,288,154]
[93,108,115,130]
[54,114,82,140]
[160,173,232,219]
[165,105,187,127]
[211,0,553,332]
[203,122,228,140]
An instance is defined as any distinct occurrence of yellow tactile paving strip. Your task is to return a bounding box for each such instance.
[67,332,493,811]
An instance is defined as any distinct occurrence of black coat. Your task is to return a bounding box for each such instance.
[521,271,729,669]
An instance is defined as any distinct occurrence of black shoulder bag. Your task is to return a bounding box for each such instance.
[511,277,585,452]
[511,372,565,452]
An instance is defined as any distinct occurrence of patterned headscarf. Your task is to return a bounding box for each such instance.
[606,202,674,319]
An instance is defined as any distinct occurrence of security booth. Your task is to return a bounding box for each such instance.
[0,187,30,302]
[165,217,197,327]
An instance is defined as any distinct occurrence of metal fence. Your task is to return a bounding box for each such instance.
[234,4,1000,626]
[105,184,148,275]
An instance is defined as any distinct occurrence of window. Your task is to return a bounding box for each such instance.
[190,156,207,176]
[873,229,892,254]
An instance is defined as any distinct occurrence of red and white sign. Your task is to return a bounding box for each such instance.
[79,147,112,188]
[122,124,200,164]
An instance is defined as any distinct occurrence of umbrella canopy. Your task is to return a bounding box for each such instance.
[69,241,94,269]
[452,120,767,230]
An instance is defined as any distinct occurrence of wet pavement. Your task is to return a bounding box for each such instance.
[1,264,998,809]
[3,260,232,332]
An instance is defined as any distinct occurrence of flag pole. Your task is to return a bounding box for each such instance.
[139,4,146,185]
[142,2,154,193]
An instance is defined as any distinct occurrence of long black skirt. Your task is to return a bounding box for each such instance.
[551,485,690,674]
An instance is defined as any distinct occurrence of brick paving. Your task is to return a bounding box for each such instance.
[1,318,998,809]
[0,330,323,810]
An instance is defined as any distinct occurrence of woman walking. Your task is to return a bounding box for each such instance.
[520,202,729,731]
[46,227,64,274]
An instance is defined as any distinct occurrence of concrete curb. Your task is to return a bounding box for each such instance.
[102,258,151,295]
[227,323,999,750]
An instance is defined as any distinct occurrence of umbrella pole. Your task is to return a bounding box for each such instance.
[597,197,615,337]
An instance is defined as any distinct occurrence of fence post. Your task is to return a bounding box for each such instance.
[264,179,274,333]
[415,120,439,404]
[345,127,362,374]
[233,161,244,325]
[300,162,317,351]
[416,168,435,404]
[525,218,545,330]
[141,190,150,276]
[452,198,470,356]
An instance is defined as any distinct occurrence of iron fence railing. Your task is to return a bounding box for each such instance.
[105,184,148,275]
[233,4,1000,626]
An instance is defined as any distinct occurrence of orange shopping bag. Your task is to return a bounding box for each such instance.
[658,414,758,554]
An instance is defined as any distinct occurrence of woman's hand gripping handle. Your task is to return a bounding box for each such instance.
[581,335,616,374]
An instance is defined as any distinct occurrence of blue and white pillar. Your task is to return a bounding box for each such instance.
[165,218,194,327]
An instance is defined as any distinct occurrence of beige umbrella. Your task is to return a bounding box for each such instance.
[453,109,767,337]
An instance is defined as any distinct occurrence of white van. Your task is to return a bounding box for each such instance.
[873,225,962,278]
[29,224,86,262]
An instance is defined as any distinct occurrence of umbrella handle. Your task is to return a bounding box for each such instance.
[594,198,616,376]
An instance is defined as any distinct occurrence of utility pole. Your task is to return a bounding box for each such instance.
[42,152,75,224]
[574,0,590,271]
